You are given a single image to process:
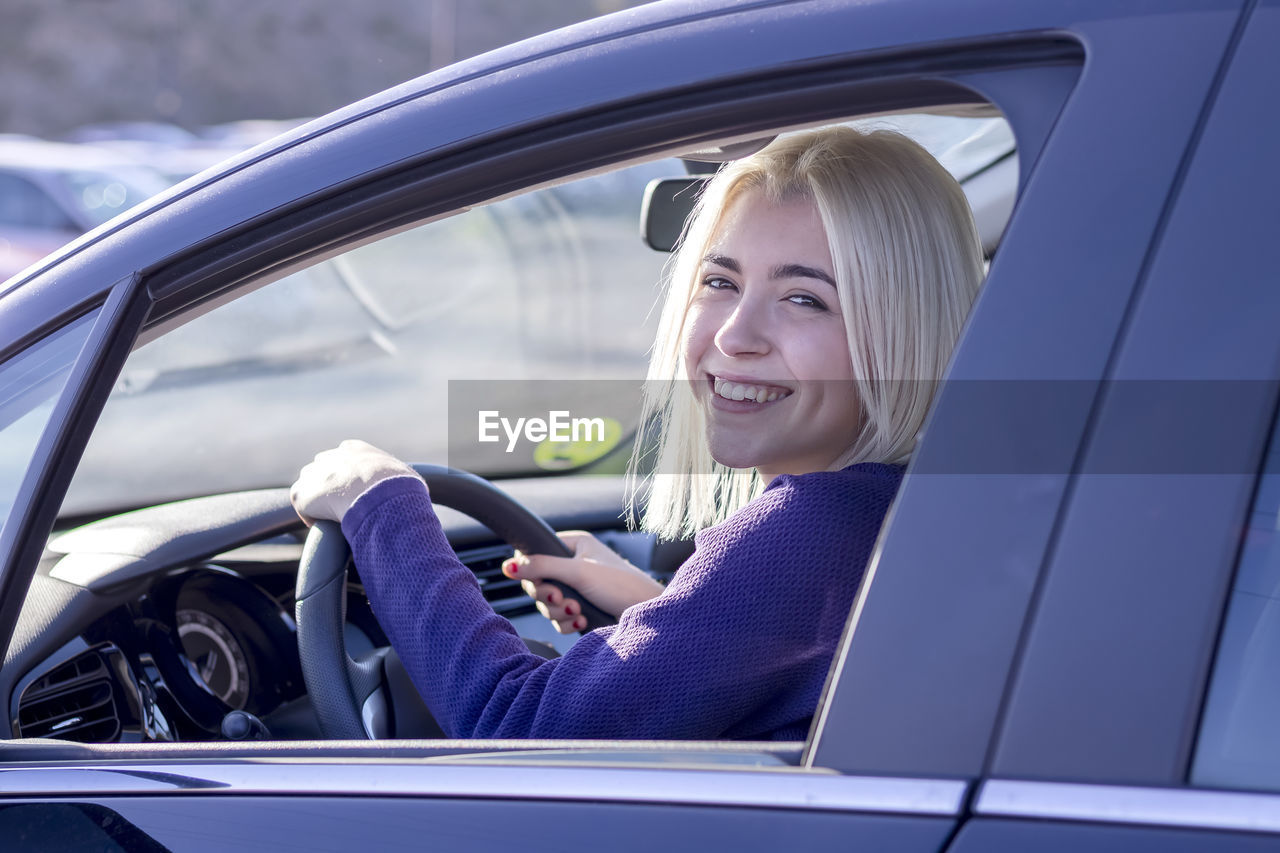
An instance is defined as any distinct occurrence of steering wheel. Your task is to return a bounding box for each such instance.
[294,463,613,739]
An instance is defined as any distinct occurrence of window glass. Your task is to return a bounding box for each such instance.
[66,160,679,514]
[1193,419,1280,790]
[0,312,98,533]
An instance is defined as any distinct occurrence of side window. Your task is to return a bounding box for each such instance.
[0,173,77,231]
[65,113,1015,517]
[1193,414,1280,790]
[0,312,99,532]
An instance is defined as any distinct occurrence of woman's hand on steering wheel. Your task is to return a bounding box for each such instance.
[504,531,664,632]
[293,461,618,739]
[291,439,418,525]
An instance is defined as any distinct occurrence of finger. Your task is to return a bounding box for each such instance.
[501,554,525,579]
[505,552,583,587]
[518,552,586,586]
[554,615,588,634]
[535,600,579,622]
[289,480,314,526]
[525,580,558,605]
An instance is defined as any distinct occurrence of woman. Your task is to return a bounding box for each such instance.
[291,125,983,740]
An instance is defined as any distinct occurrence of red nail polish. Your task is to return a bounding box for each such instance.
[575,618,586,630]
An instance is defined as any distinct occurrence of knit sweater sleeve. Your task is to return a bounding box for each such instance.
[341,466,900,740]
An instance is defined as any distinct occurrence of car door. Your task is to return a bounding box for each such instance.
[949,1,1280,849]
[0,1,1252,851]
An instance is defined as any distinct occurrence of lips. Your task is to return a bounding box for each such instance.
[709,375,792,404]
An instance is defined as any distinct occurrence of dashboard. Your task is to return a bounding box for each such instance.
[5,475,677,743]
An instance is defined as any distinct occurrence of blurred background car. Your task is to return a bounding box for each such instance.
[63,119,307,182]
[0,137,170,280]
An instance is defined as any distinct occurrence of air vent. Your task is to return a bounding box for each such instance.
[17,650,122,742]
[462,544,535,617]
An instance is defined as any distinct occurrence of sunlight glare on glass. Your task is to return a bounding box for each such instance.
[102,182,127,208]
[81,183,104,210]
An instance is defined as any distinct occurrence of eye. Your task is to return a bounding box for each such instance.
[701,275,738,292]
[786,293,830,312]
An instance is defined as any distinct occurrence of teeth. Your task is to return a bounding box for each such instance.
[712,376,788,403]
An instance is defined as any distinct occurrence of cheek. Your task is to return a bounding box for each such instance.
[791,326,855,382]
[679,306,714,373]
[834,384,863,428]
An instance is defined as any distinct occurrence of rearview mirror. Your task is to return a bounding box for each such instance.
[640,176,709,252]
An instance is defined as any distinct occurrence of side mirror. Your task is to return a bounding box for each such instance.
[640,176,709,252]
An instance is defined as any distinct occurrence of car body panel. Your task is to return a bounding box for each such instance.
[952,815,1280,853]
[0,794,955,853]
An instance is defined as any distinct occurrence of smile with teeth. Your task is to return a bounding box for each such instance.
[712,376,792,403]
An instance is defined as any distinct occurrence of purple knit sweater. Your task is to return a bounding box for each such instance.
[341,463,903,740]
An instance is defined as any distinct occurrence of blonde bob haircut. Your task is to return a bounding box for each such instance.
[630,125,985,540]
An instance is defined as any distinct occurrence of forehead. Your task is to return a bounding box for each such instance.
[705,187,832,267]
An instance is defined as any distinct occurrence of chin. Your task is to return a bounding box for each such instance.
[707,453,758,472]
[704,432,765,471]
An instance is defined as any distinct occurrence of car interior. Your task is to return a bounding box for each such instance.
[2,105,1017,756]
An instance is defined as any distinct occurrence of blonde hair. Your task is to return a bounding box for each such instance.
[630,125,984,540]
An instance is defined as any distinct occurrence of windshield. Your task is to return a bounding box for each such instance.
[62,114,1014,517]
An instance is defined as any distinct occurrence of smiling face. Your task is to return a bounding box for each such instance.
[680,187,862,483]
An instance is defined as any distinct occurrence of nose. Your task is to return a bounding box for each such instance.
[713,293,771,357]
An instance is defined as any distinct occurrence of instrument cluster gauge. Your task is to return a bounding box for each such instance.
[175,608,251,710]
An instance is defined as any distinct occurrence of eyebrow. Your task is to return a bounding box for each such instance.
[702,254,837,290]
[772,262,837,290]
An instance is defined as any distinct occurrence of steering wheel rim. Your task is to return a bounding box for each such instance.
[295,463,613,739]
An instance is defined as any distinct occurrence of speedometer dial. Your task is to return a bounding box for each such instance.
[176,608,251,710]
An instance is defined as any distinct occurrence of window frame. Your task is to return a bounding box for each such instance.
[0,278,148,663]
[0,48,1071,767]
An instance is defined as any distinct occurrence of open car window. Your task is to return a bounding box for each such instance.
[65,112,1013,519]
[16,108,1019,747]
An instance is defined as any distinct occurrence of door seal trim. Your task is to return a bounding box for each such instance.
[0,761,967,814]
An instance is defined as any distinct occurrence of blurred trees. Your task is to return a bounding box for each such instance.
[0,0,650,136]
